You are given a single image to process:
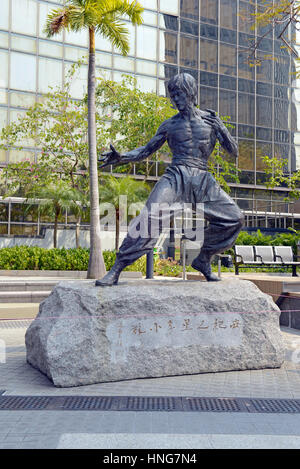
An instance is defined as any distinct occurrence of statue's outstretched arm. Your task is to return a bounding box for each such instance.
[99,122,168,169]
[202,109,238,158]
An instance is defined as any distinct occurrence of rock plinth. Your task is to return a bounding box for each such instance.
[25,279,285,387]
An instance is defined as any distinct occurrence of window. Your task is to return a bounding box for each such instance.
[0,51,8,89]
[220,44,237,76]
[238,140,255,170]
[200,39,218,73]
[180,0,199,21]
[201,0,218,26]
[160,0,179,16]
[220,0,237,30]
[238,93,255,125]
[219,90,236,122]
[38,57,63,94]
[256,96,273,127]
[0,0,9,30]
[180,36,198,68]
[10,52,36,92]
[12,0,37,36]
[137,26,157,61]
[159,31,178,64]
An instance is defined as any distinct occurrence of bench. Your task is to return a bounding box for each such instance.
[234,245,300,277]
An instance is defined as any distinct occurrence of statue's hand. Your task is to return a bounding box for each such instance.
[98,144,122,169]
[202,109,224,133]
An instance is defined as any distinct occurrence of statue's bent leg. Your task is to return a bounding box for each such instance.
[95,174,182,286]
[192,175,244,281]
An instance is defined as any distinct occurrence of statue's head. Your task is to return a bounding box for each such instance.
[167,73,197,110]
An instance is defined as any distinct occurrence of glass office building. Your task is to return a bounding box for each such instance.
[0,0,300,234]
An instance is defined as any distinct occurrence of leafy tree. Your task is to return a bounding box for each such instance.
[100,175,150,251]
[44,0,144,279]
[26,181,85,248]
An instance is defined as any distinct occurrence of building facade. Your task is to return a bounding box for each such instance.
[0,0,300,237]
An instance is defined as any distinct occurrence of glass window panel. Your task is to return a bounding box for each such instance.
[136,59,156,76]
[159,79,167,96]
[160,0,179,16]
[159,31,178,64]
[0,32,9,49]
[238,50,255,80]
[180,36,198,68]
[293,145,300,170]
[239,1,255,34]
[274,144,290,168]
[143,0,157,9]
[113,71,133,84]
[0,107,8,131]
[274,99,289,130]
[275,85,289,99]
[256,96,273,127]
[257,82,272,97]
[200,39,218,73]
[115,55,135,73]
[10,92,36,108]
[12,0,37,36]
[11,35,37,54]
[10,52,36,92]
[137,26,157,61]
[256,127,272,141]
[38,57,63,94]
[181,20,199,36]
[201,0,218,26]
[39,40,63,59]
[256,55,273,82]
[65,29,88,48]
[238,124,255,139]
[159,64,178,80]
[39,2,63,42]
[275,129,290,143]
[200,87,218,113]
[219,44,237,76]
[292,132,300,145]
[200,71,217,87]
[159,14,178,31]
[219,75,236,90]
[136,75,156,93]
[0,0,9,30]
[95,51,112,69]
[65,46,88,63]
[238,139,255,170]
[180,0,199,20]
[257,37,273,53]
[239,32,255,49]
[0,91,8,104]
[220,0,237,30]
[220,29,237,45]
[238,78,255,94]
[65,64,88,99]
[200,24,218,40]
[238,93,254,125]
[0,50,8,88]
[219,90,236,122]
[10,109,35,147]
[274,56,290,85]
[256,142,272,171]
[143,10,157,26]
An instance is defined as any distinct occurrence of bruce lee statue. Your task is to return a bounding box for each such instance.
[96,73,244,286]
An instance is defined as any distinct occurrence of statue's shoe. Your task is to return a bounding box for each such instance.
[95,265,123,287]
[191,257,221,282]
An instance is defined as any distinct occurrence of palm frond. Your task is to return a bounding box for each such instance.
[43,7,72,37]
[96,0,144,25]
[97,17,130,55]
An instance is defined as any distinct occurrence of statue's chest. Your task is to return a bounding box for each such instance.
[169,119,212,144]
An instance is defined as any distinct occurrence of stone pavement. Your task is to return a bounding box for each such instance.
[0,320,300,449]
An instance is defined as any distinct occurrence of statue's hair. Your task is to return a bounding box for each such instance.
[167,73,198,105]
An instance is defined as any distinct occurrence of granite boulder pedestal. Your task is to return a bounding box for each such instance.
[25,278,285,387]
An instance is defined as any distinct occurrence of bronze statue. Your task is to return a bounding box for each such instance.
[96,73,244,286]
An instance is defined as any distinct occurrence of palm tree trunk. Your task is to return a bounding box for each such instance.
[115,208,120,252]
[54,208,59,249]
[87,27,106,279]
[76,215,81,249]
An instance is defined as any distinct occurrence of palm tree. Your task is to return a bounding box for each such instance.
[27,182,85,249]
[44,0,144,278]
[100,176,150,251]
